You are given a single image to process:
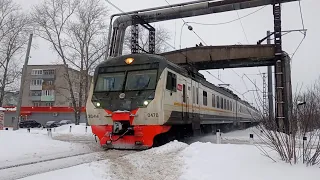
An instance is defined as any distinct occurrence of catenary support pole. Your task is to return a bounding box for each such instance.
[14,33,33,130]
[267,31,274,121]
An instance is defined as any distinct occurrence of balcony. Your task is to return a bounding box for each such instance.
[30,85,42,90]
[42,84,55,90]
[31,96,41,101]
[40,74,55,79]
[41,95,55,102]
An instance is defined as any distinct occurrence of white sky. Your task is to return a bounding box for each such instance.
[14,0,319,110]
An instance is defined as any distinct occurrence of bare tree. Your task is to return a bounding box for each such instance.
[123,26,171,54]
[32,0,108,124]
[255,76,320,166]
[0,0,30,106]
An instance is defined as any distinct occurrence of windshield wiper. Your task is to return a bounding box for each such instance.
[137,78,151,95]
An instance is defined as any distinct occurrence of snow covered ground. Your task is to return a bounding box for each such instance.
[1,126,320,180]
[20,141,320,180]
[0,129,92,166]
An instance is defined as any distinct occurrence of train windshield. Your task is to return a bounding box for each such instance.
[94,69,157,92]
[125,70,157,91]
[95,72,125,92]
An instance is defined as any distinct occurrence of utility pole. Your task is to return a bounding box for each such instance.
[13,33,33,130]
[267,31,274,122]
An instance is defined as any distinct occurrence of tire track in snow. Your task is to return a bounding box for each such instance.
[0,150,134,180]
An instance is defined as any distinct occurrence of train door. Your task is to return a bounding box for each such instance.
[191,80,201,134]
[182,80,188,121]
[163,70,178,123]
[186,81,192,121]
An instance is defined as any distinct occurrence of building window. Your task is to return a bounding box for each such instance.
[31,79,43,86]
[31,69,43,75]
[33,102,40,107]
[44,69,55,75]
[212,94,215,107]
[42,90,54,96]
[45,102,53,107]
[203,91,207,106]
[48,80,53,85]
[166,71,177,92]
[31,90,41,96]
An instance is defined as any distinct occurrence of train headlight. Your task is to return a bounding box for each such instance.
[94,102,101,107]
[143,101,149,106]
[125,57,134,64]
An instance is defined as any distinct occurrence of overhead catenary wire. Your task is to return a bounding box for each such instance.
[185,6,266,26]
[236,10,249,44]
[205,70,263,116]
[164,0,208,46]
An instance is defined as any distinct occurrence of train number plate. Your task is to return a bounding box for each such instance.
[145,112,159,119]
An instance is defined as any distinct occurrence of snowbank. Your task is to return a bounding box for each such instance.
[0,130,91,167]
[179,142,320,180]
[11,123,92,136]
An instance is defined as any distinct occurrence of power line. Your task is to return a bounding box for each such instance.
[164,0,208,46]
[205,70,262,114]
[236,10,249,44]
[185,6,266,26]
[298,0,305,32]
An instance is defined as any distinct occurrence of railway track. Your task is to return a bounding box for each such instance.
[0,150,135,180]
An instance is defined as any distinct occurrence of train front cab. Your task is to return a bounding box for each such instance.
[87,55,171,150]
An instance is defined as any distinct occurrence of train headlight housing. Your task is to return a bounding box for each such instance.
[143,101,149,106]
[125,57,134,64]
[93,102,101,108]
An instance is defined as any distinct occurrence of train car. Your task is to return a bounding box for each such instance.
[86,53,261,150]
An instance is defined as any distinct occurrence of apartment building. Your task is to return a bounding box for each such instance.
[21,64,91,107]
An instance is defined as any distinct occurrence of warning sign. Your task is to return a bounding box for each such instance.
[0,111,4,130]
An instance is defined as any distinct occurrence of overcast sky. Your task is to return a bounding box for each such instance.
[13,0,319,110]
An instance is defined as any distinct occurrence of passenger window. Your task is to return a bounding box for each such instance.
[217,96,220,108]
[166,71,177,92]
[221,98,223,109]
[224,99,226,110]
[203,91,207,106]
[196,88,199,104]
[226,100,229,110]
[212,94,215,107]
[192,86,195,103]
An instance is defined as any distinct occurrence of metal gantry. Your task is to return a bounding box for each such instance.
[107,0,296,133]
[273,1,289,133]
[131,15,156,54]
